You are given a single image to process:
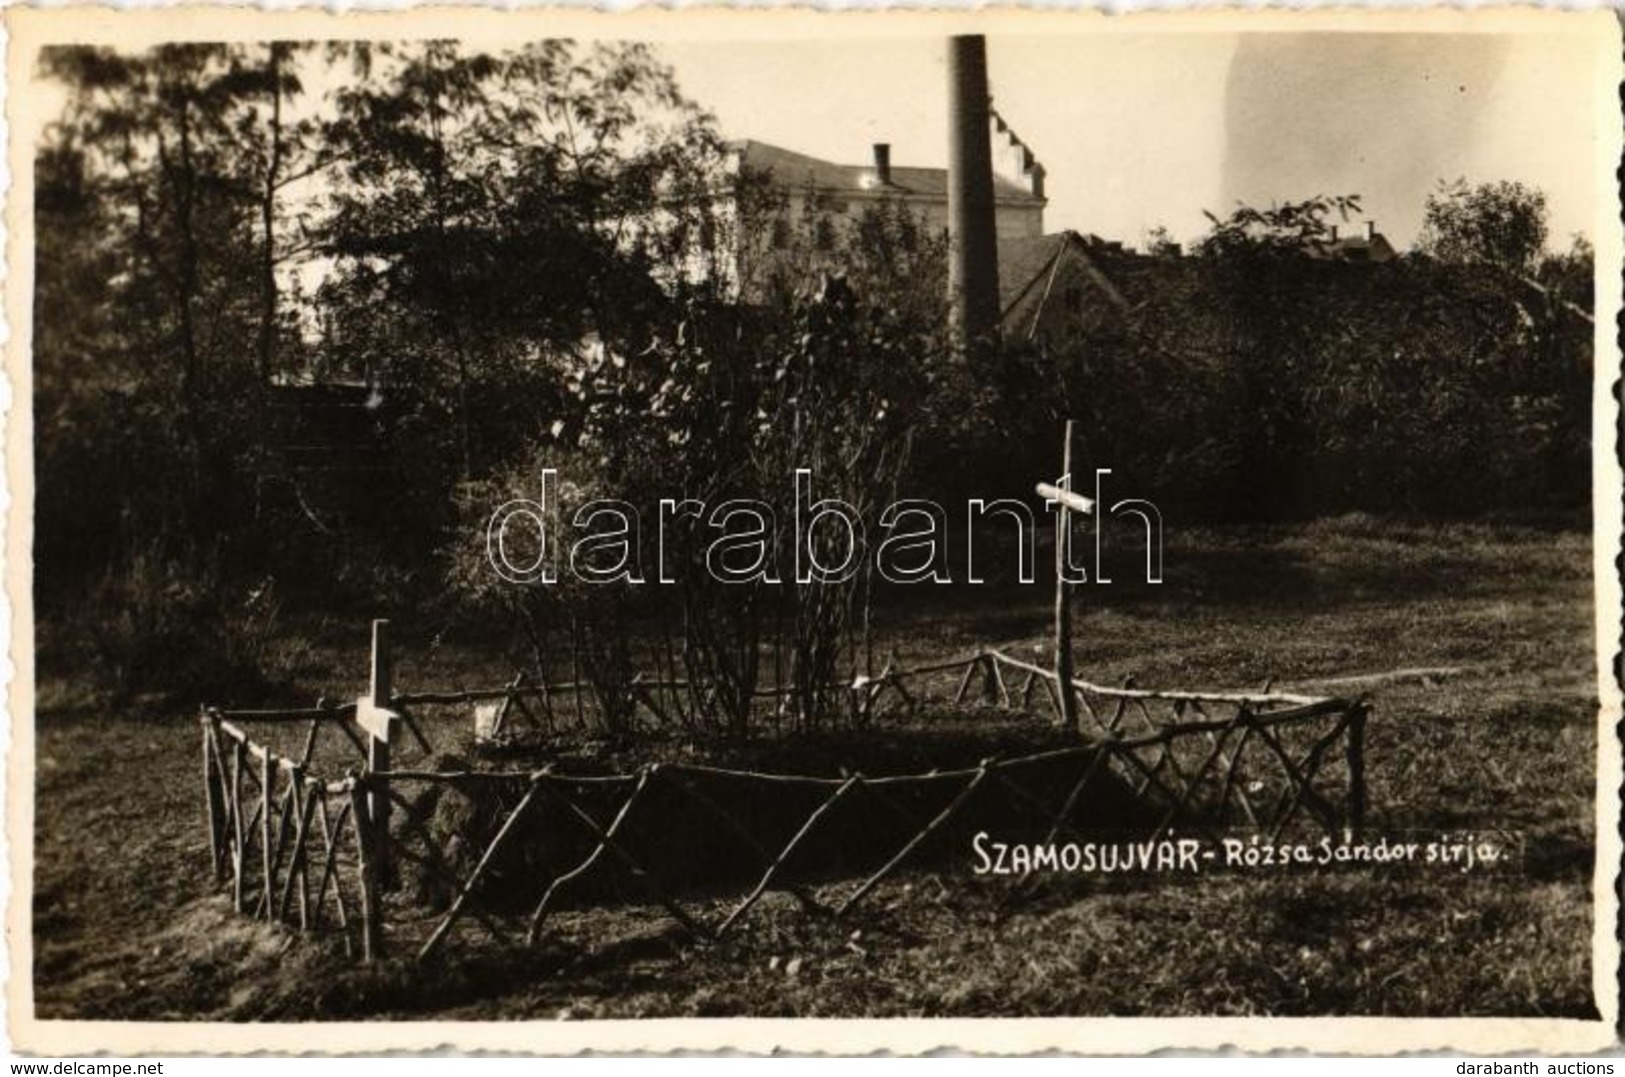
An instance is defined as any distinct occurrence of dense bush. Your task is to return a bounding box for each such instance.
[68,548,284,701]
[445,263,956,733]
[998,204,1593,521]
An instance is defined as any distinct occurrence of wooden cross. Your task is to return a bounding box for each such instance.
[1035,481,1095,518]
[1036,421,1092,731]
[355,619,398,879]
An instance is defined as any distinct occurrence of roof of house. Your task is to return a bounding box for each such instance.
[996,231,1132,320]
[731,140,1046,207]
[1308,232,1399,263]
[996,233,1070,313]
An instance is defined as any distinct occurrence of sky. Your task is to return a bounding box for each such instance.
[659,32,1602,251]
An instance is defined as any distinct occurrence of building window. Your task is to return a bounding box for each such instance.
[814,218,837,251]
[771,218,792,248]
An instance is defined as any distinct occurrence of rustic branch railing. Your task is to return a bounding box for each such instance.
[201,640,1368,965]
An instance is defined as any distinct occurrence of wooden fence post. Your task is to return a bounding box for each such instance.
[200,711,224,881]
[1053,421,1080,731]
[231,737,246,912]
[260,749,274,918]
[356,619,399,887]
[348,777,382,962]
[1346,703,1368,839]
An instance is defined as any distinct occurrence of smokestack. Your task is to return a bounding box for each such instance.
[1365,221,1377,241]
[872,143,892,186]
[1328,224,1339,242]
[947,35,1000,359]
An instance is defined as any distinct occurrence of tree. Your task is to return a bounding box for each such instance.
[1191,195,1365,514]
[42,47,254,421]
[1143,224,1181,257]
[319,39,726,481]
[1537,232,1594,320]
[444,185,957,733]
[1418,181,1588,471]
[246,42,332,387]
[744,190,951,328]
[1195,194,1362,258]
[1417,178,1548,273]
[38,43,292,565]
[35,43,348,694]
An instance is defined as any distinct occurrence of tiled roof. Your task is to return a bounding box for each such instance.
[731,140,1045,206]
[996,233,1070,313]
[1308,231,1399,262]
[996,231,1132,317]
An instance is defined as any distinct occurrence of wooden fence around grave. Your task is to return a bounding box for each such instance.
[199,630,1369,965]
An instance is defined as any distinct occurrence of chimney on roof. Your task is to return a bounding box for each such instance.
[1329,224,1339,242]
[872,143,892,186]
[1365,221,1377,241]
[947,35,1000,360]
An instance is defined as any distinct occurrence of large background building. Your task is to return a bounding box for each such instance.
[710,109,1047,299]
[731,110,1047,243]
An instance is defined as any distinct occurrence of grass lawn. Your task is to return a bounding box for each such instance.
[29,514,1603,1019]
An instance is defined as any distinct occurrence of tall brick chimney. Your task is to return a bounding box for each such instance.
[947,35,1000,359]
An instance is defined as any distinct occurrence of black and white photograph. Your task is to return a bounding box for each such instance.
[7,6,1620,1054]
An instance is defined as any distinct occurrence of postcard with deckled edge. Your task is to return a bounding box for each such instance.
[4,4,1620,1055]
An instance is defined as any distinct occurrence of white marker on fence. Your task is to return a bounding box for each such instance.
[355,619,399,882]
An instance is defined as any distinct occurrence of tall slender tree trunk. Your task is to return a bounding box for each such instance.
[424,66,474,482]
[257,43,285,389]
[168,94,206,509]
